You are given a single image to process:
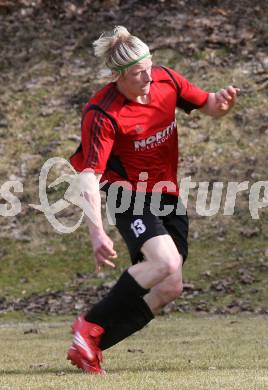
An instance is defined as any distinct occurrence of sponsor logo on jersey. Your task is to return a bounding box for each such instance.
[134,120,177,151]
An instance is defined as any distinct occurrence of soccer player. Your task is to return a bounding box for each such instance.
[67,26,240,374]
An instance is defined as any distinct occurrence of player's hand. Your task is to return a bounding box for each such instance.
[215,85,240,112]
[90,229,117,272]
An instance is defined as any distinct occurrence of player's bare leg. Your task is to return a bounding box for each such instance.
[128,235,182,289]
[143,269,183,314]
[127,235,183,314]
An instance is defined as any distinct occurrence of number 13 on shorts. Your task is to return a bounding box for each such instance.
[130,219,146,238]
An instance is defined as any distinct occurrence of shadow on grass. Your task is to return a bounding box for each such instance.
[0,366,195,375]
[0,368,84,375]
[107,366,266,374]
[1,366,265,376]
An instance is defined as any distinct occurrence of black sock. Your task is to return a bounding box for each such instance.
[99,295,154,350]
[85,270,149,329]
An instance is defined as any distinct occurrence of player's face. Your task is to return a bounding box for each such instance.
[121,58,152,97]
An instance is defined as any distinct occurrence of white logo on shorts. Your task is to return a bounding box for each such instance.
[130,219,146,238]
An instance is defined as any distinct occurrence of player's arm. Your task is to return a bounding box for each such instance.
[164,67,240,118]
[70,108,117,271]
[200,85,240,118]
[80,171,117,272]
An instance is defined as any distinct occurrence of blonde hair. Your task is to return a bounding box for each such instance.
[93,26,151,80]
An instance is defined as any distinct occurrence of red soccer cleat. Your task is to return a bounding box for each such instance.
[67,315,105,374]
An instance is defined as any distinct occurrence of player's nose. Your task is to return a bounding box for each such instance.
[143,71,152,83]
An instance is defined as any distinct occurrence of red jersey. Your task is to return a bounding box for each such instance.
[70,66,208,196]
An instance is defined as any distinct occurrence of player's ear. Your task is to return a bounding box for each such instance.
[111,70,121,81]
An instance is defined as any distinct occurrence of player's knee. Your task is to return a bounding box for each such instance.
[155,256,181,279]
[165,259,180,276]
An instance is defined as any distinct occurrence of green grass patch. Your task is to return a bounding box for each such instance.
[0,315,267,389]
[153,48,184,68]
[0,232,129,299]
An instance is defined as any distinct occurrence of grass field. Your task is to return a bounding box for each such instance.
[0,315,267,390]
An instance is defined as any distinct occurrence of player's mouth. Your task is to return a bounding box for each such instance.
[142,83,150,89]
